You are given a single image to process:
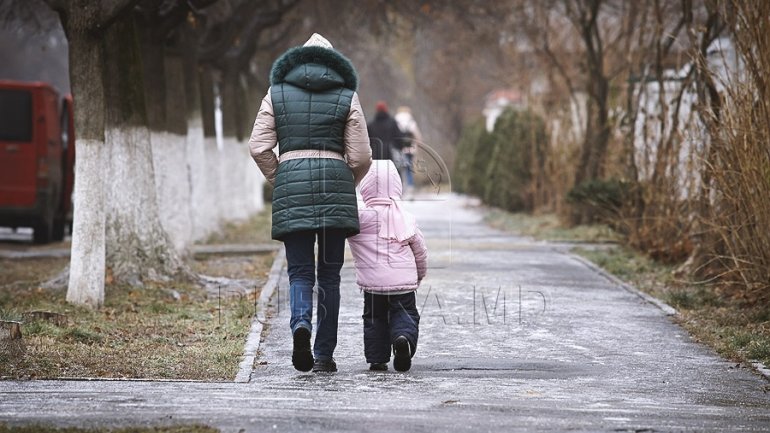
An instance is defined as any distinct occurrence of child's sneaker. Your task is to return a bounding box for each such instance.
[369,362,388,371]
[291,327,313,372]
[392,336,412,372]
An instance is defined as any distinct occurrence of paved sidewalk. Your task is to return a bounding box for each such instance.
[1,194,769,432]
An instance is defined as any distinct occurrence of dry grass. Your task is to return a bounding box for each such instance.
[484,208,619,243]
[204,204,275,246]
[192,254,274,280]
[0,277,260,380]
[698,1,770,301]
[0,206,275,380]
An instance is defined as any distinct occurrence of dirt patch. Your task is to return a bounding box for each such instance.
[192,254,274,281]
[0,258,68,287]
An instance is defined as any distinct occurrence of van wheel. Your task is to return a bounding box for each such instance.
[33,217,53,244]
[52,216,65,241]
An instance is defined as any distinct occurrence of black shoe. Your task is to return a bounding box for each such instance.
[392,336,412,372]
[369,363,388,371]
[292,327,313,372]
[312,358,337,373]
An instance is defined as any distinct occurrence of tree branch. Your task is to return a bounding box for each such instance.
[98,0,142,31]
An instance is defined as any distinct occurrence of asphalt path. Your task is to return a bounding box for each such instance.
[1,194,769,432]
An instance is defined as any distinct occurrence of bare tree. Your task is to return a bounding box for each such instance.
[42,0,140,306]
[39,0,298,306]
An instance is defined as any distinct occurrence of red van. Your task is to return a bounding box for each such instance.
[0,80,75,243]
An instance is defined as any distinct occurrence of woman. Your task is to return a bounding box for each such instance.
[249,33,372,373]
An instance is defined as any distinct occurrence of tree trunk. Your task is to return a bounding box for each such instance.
[220,64,241,140]
[574,72,610,186]
[102,15,185,285]
[64,9,107,308]
[149,51,194,251]
[181,24,214,240]
[218,65,246,219]
[570,0,611,225]
[199,65,217,139]
[198,65,224,228]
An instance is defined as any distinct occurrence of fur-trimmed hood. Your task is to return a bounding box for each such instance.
[270,45,358,91]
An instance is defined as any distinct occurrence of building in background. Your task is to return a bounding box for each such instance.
[482,89,524,132]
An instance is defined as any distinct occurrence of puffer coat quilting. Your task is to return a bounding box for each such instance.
[266,46,362,240]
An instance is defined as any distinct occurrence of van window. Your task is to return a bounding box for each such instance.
[0,89,33,142]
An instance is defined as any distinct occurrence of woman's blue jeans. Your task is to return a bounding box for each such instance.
[283,229,346,361]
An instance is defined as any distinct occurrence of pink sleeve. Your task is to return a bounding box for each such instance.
[408,227,428,280]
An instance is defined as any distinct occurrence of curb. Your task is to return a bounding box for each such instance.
[0,249,70,259]
[567,252,677,316]
[191,243,279,259]
[234,247,285,383]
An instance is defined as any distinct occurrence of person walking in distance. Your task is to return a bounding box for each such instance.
[348,160,428,372]
[249,33,372,373]
[367,101,407,167]
[394,106,423,192]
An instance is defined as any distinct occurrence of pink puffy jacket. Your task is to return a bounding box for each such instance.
[348,163,428,293]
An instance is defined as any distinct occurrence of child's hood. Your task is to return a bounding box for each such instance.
[359,160,402,203]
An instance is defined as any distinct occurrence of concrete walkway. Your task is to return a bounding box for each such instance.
[2,194,769,432]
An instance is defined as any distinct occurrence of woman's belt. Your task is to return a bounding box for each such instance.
[278,149,345,163]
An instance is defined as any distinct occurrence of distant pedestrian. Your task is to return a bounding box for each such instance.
[348,160,428,372]
[249,33,372,373]
[394,106,423,190]
[367,101,407,167]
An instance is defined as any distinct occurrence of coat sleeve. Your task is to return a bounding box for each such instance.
[248,90,279,185]
[344,92,372,184]
[408,227,428,281]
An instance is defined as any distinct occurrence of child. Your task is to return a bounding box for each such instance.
[348,160,428,372]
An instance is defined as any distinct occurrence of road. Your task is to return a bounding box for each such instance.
[1,194,769,432]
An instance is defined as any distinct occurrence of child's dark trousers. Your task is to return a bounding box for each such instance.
[362,291,420,364]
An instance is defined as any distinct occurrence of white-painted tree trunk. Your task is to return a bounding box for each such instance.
[219,137,264,221]
[66,139,106,307]
[151,131,193,251]
[203,137,225,229]
[186,119,213,240]
[104,126,184,285]
[222,137,245,220]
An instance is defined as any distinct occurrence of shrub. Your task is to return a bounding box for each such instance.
[454,108,547,213]
[566,178,629,223]
[484,109,546,212]
[452,118,490,195]
[688,1,770,301]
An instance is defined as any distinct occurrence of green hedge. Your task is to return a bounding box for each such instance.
[453,108,546,212]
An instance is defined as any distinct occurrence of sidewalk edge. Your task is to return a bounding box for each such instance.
[234,247,285,383]
[568,251,770,382]
[566,252,677,316]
